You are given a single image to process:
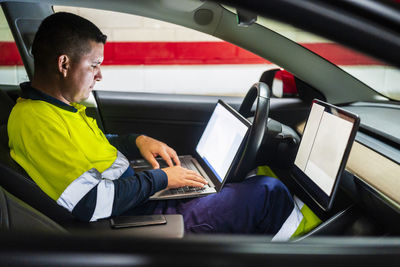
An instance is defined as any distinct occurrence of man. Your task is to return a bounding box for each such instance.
[8,12,296,237]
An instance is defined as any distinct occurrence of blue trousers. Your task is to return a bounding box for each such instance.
[124,176,294,235]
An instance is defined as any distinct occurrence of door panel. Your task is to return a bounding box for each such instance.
[95,91,243,154]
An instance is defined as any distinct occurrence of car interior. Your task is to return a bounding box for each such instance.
[0,0,399,265]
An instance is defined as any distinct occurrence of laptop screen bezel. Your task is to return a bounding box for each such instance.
[291,99,360,211]
[194,100,251,191]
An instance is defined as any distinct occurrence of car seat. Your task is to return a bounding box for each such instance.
[0,89,25,174]
[0,88,75,223]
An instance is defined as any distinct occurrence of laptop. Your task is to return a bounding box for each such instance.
[131,100,251,200]
[291,99,360,211]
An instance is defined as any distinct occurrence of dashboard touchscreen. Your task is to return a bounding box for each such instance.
[293,99,360,210]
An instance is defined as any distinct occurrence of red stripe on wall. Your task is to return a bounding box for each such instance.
[0,41,383,66]
[0,42,23,65]
[102,42,267,65]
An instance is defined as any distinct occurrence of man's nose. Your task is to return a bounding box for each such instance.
[95,68,102,81]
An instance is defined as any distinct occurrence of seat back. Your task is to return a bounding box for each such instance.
[0,163,74,222]
[0,89,14,125]
[0,88,74,223]
[0,185,67,233]
[0,89,22,172]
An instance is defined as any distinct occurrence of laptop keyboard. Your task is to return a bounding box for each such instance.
[168,184,210,195]
[156,157,210,195]
[132,157,211,196]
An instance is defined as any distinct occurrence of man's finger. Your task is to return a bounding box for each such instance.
[185,180,207,188]
[159,150,174,167]
[186,172,208,185]
[169,149,181,166]
[187,169,204,178]
[143,152,159,169]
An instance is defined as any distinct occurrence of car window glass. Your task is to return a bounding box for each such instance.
[0,9,29,86]
[53,6,282,97]
[255,16,400,101]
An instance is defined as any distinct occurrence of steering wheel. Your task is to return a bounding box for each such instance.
[230,82,271,183]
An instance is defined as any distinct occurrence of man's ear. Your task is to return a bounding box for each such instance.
[57,55,70,78]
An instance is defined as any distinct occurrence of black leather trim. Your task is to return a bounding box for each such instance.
[0,163,74,223]
[1,187,67,233]
[0,89,14,125]
[0,187,10,230]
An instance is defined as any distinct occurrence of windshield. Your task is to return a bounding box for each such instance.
[256,16,400,101]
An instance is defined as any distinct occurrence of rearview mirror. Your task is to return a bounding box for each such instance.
[236,8,257,27]
[259,69,298,98]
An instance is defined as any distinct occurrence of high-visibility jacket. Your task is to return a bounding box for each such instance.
[8,82,167,221]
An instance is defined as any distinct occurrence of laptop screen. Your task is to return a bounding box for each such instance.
[293,99,360,210]
[196,101,249,182]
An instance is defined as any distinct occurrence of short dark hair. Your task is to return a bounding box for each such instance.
[32,12,107,72]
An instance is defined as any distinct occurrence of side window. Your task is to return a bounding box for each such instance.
[0,9,29,85]
[53,6,277,97]
[257,16,400,101]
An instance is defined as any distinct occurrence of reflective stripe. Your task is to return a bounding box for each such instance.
[272,196,304,242]
[291,201,322,238]
[90,179,115,221]
[102,151,129,180]
[57,168,101,211]
[57,150,128,215]
[244,168,258,179]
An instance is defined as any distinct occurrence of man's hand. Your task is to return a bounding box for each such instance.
[136,135,180,169]
[162,166,208,189]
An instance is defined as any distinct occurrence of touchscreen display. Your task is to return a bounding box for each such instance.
[293,100,359,210]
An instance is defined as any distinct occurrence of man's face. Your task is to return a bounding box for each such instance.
[61,41,104,104]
